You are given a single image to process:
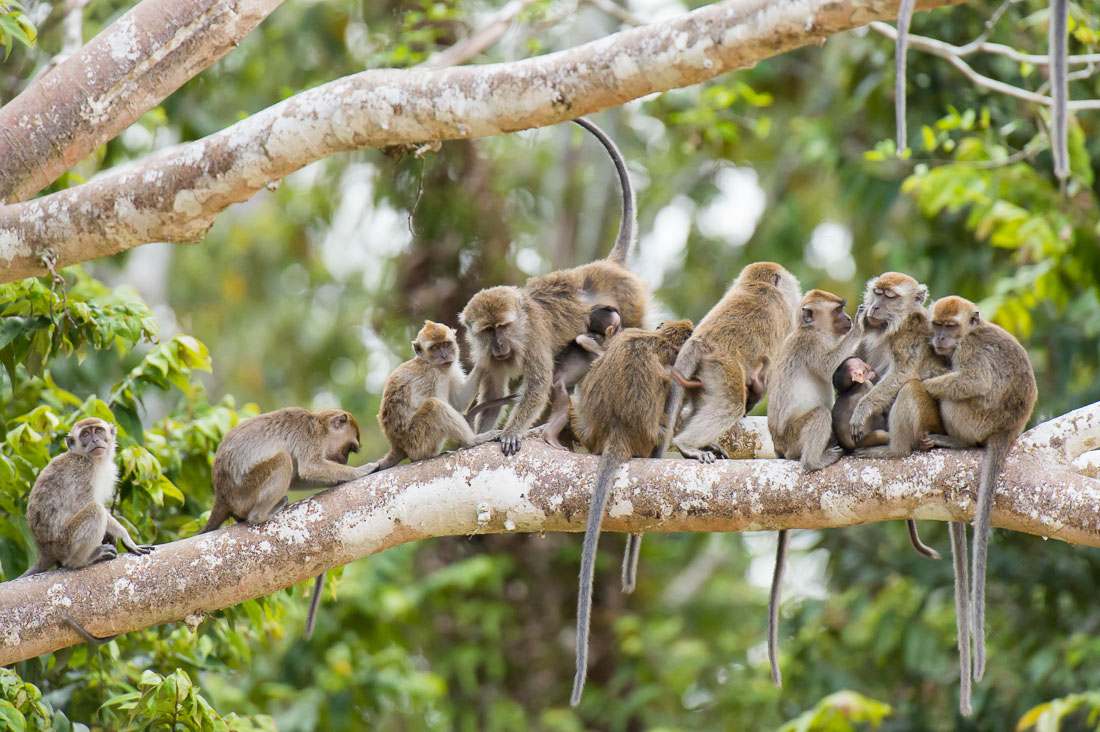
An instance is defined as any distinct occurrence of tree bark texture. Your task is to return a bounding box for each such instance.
[0,0,967,283]
[0,0,286,205]
[1,402,1097,665]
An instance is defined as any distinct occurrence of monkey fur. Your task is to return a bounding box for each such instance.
[543,304,623,450]
[924,296,1037,701]
[200,407,374,640]
[1050,0,1069,185]
[661,262,802,463]
[832,357,889,451]
[459,118,647,457]
[376,320,502,469]
[568,319,695,707]
[21,418,153,578]
[19,417,153,646]
[765,290,863,687]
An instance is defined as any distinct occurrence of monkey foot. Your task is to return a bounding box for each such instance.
[705,443,729,459]
[90,545,118,564]
[918,437,935,451]
[130,544,155,556]
[677,445,717,464]
[542,432,570,451]
[500,432,522,456]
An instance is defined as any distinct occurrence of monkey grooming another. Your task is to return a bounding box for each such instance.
[542,304,622,450]
[19,417,153,645]
[200,407,375,639]
[459,117,647,456]
[375,320,502,469]
[661,262,802,463]
[831,357,889,451]
[765,290,863,687]
[569,319,695,706]
[924,296,1036,693]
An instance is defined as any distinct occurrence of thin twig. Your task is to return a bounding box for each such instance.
[419,0,541,69]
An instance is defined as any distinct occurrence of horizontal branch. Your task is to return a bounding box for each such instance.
[0,0,286,205]
[2,402,1098,664]
[0,0,967,284]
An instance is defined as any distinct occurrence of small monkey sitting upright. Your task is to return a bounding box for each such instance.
[375,320,502,469]
[19,417,154,645]
[831,357,889,451]
[200,406,375,639]
[22,417,153,577]
[542,304,622,450]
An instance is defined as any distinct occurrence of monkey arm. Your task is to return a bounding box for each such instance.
[575,334,606,357]
[454,362,487,412]
[500,349,554,454]
[104,514,153,555]
[295,457,362,487]
[825,317,865,374]
[922,370,992,401]
[849,368,909,441]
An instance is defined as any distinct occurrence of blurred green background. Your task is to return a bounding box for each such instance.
[2,0,1099,729]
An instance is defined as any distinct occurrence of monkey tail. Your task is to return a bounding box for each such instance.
[199,498,231,534]
[768,529,790,688]
[1049,0,1069,185]
[949,521,972,716]
[970,431,1015,683]
[893,0,916,152]
[304,573,325,640]
[571,117,636,267]
[18,554,54,578]
[659,340,702,456]
[60,613,118,646]
[572,446,628,707]
[906,519,941,560]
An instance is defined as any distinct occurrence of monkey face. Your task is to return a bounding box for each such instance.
[321,411,361,464]
[427,339,456,367]
[864,273,927,328]
[67,418,116,457]
[931,296,980,358]
[488,325,514,360]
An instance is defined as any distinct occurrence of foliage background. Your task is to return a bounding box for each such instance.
[1,0,1099,730]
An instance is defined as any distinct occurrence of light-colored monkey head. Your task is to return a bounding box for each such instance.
[799,289,852,338]
[930,296,982,358]
[656,319,694,350]
[861,272,928,331]
[315,409,361,465]
[413,320,460,368]
[66,418,116,460]
[735,262,802,323]
[832,357,877,392]
[460,286,526,363]
[588,305,621,343]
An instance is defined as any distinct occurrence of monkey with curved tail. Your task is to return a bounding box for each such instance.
[924,296,1036,695]
[459,117,647,456]
[568,319,695,707]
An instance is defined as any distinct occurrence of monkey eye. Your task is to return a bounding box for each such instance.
[884,291,898,299]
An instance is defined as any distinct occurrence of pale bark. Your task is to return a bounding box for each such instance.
[1,402,1097,665]
[0,0,967,284]
[0,0,285,205]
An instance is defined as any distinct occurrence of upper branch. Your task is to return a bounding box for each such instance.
[0,0,966,284]
[1,404,1097,665]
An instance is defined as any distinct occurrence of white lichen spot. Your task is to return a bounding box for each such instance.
[107,17,141,63]
[504,519,516,531]
[172,190,203,217]
[608,497,634,519]
[257,540,273,554]
[611,53,641,79]
[113,577,134,598]
[477,502,492,526]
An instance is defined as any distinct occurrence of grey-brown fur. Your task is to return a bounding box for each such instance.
[20,418,152,578]
[568,319,694,707]
[831,357,888,452]
[662,262,801,463]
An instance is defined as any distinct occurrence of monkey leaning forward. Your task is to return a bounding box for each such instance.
[19,417,154,644]
[569,319,695,707]
[200,407,375,639]
[923,295,1036,712]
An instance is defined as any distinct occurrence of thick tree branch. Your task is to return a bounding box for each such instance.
[0,0,285,205]
[1,403,1097,665]
[0,0,966,284]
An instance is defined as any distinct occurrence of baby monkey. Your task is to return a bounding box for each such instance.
[20,417,153,645]
[831,357,888,451]
[543,304,622,450]
[376,320,502,469]
[201,407,374,639]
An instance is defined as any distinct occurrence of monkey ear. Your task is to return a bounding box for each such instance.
[109,423,117,438]
[915,284,929,306]
[773,273,781,286]
[970,310,981,326]
[332,413,348,427]
[801,308,813,324]
[412,340,422,356]
[65,435,75,450]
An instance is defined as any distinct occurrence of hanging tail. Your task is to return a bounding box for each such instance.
[768,529,790,688]
[571,118,636,266]
[970,432,1014,682]
[572,447,627,706]
[304,572,326,640]
[949,521,972,716]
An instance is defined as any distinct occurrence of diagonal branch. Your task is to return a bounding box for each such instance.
[0,0,287,205]
[0,0,968,284]
[1,402,1098,665]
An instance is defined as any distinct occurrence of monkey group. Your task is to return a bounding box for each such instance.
[9,117,1036,720]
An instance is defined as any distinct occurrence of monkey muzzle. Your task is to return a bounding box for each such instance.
[865,313,886,328]
[931,341,954,357]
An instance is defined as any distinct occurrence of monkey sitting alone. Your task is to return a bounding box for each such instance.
[375,321,502,469]
[569,319,695,707]
[200,406,376,639]
[21,417,153,577]
[19,417,154,645]
[542,304,622,450]
[831,357,889,451]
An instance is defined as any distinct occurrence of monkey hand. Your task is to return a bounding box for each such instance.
[849,402,873,443]
[131,544,155,556]
[500,429,523,456]
[354,462,380,478]
[472,429,503,446]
